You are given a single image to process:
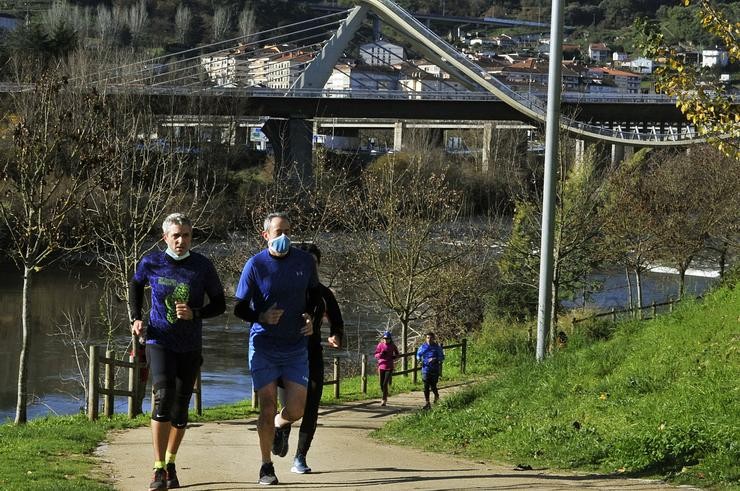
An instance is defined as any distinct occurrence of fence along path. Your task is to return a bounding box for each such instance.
[87,340,466,418]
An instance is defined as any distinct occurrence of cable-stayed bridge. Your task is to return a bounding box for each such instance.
[70,0,718,145]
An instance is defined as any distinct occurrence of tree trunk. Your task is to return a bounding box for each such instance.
[625,267,634,317]
[15,266,33,424]
[401,318,408,372]
[718,245,727,278]
[635,268,644,320]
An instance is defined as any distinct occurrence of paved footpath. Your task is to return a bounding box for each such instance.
[98,384,698,491]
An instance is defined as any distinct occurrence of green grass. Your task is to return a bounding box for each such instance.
[0,402,260,489]
[0,414,143,490]
[3,285,736,489]
[374,284,740,489]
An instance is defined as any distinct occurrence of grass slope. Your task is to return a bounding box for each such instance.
[374,285,740,489]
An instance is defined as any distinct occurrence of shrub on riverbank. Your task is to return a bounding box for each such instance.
[374,282,740,489]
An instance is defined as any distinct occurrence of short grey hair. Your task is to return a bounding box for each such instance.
[263,212,290,232]
[162,213,192,234]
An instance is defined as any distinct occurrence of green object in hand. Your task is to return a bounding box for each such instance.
[165,283,190,323]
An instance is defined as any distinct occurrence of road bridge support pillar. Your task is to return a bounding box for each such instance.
[481,122,493,173]
[393,121,405,152]
[611,143,625,165]
[612,144,635,164]
[574,139,586,166]
[262,118,314,188]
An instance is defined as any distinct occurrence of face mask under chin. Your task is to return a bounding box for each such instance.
[165,247,190,261]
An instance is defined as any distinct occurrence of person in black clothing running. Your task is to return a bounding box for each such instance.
[275,242,344,474]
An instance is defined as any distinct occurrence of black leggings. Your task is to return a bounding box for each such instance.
[423,371,440,402]
[146,344,201,428]
[379,370,393,399]
[296,354,324,456]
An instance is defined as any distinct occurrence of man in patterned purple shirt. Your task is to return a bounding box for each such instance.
[130,213,225,490]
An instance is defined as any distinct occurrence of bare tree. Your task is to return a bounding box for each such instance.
[649,146,740,298]
[175,4,192,44]
[601,150,661,316]
[0,75,114,424]
[238,5,256,39]
[42,0,89,39]
[213,6,231,42]
[126,0,149,46]
[96,4,121,46]
[344,154,466,369]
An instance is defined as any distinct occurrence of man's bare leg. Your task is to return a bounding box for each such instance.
[275,380,307,428]
[257,382,278,463]
[151,420,171,461]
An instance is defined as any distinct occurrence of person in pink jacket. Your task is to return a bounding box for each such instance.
[374,331,400,406]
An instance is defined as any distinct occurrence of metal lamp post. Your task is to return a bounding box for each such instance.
[536,0,566,361]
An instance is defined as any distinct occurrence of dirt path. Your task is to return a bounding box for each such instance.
[97,384,695,490]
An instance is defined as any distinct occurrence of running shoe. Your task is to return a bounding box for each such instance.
[259,462,279,485]
[166,462,180,489]
[272,424,291,457]
[291,454,312,474]
[148,468,167,490]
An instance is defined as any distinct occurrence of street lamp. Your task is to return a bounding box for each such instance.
[536,0,566,361]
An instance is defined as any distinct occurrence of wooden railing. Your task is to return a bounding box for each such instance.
[86,345,201,421]
[251,338,468,408]
[571,296,691,325]
[327,338,467,396]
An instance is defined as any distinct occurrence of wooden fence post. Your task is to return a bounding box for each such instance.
[88,345,99,421]
[127,353,136,419]
[669,297,674,312]
[412,356,418,384]
[104,350,114,418]
[652,300,657,318]
[361,354,367,394]
[461,338,467,374]
[611,308,616,322]
[333,357,340,399]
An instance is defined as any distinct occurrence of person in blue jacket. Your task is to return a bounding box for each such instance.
[416,332,445,409]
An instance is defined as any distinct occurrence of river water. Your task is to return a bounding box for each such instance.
[0,261,718,422]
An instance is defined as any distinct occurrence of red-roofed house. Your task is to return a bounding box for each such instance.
[588,43,610,63]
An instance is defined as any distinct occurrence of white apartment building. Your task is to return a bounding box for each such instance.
[201,54,250,87]
[324,64,399,93]
[201,45,313,89]
[624,57,655,74]
[702,48,729,68]
[360,41,405,66]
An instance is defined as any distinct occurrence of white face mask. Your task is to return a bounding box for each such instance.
[165,247,190,261]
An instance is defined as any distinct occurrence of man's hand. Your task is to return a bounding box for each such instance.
[327,334,341,349]
[258,303,284,325]
[131,319,145,336]
[175,302,193,320]
[301,313,313,337]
